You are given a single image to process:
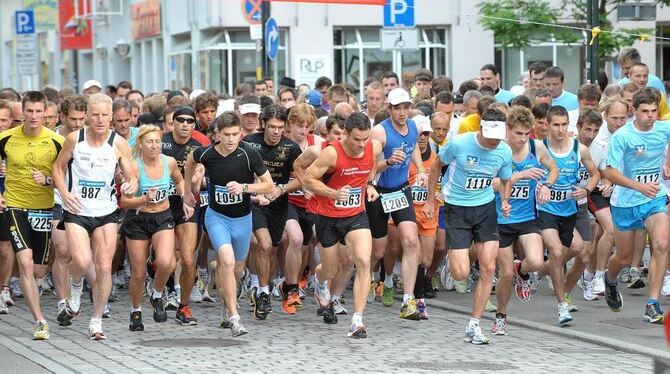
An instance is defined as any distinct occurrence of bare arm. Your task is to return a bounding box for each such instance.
[52,133,81,213]
[115,136,138,196]
[119,162,151,209]
[292,145,320,186]
[303,146,340,199]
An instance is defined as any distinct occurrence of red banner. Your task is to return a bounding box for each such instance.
[58,0,93,50]
[131,0,161,40]
[270,0,385,4]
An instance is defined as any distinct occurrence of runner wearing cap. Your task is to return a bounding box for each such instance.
[82,80,102,96]
[368,88,428,321]
[237,94,262,137]
[424,108,513,345]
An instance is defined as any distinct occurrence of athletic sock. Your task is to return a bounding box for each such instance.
[583,270,595,281]
[152,289,162,299]
[130,305,141,313]
[384,275,393,288]
[352,312,363,326]
[647,298,659,305]
[468,318,479,327]
[258,286,270,295]
[402,293,413,304]
[393,261,402,276]
[413,266,425,299]
[250,274,259,289]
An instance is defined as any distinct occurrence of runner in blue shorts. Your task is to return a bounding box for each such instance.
[184,111,274,337]
[603,88,670,324]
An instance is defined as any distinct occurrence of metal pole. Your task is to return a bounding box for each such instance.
[261,0,270,79]
[587,0,599,84]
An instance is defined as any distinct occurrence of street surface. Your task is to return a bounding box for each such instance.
[0,278,663,373]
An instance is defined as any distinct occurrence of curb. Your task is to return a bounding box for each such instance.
[426,297,670,361]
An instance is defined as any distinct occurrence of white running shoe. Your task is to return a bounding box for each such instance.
[441,265,455,291]
[10,277,22,298]
[66,280,84,316]
[592,273,606,296]
[1,287,14,307]
[662,272,670,297]
[89,318,107,340]
[557,303,573,325]
[0,296,7,314]
[189,285,203,303]
[464,323,489,345]
[581,275,599,301]
[332,298,348,315]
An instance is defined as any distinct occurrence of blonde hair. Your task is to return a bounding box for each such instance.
[288,103,316,128]
[87,93,113,107]
[601,96,629,115]
[132,125,162,158]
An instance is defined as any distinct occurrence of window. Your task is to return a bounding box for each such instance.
[657,25,670,81]
[198,29,287,95]
[334,28,449,99]
[169,38,192,90]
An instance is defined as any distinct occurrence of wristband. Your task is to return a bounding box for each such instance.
[542,182,553,189]
[278,184,286,194]
[385,159,391,166]
[44,176,53,186]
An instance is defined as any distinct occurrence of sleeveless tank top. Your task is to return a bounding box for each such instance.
[136,154,171,204]
[496,140,540,224]
[539,138,580,217]
[66,128,118,216]
[377,118,418,189]
[288,134,316,208]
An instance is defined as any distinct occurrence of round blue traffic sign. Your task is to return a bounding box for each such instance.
[265,17,279,61]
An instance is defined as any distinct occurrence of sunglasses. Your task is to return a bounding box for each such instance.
[420,131,431,136]
[175,117,195,124]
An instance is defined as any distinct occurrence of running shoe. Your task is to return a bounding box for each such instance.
[289,289,303,308]
[375,281,384,298]
[441,265,455,291]
[1,286,14,306]
[314,281,330,308]
[581,275,599,301]
[109,284,119,302]
[528,272,541,298]
[454,275,472,294]
[56,301,72,326]
[32,321,49,340]
[102,303,111,319]
[618,266,631,283]
[89,318,107,340]
[417,298,428,320]
[628,268,645,289]
[175,305,198,325]
[298,287,307,300]
[332,298,348,315]
[557,303,573,325]
[564,293,578,312]
[66,281,83,317]
[201,288,216,303]
[381,286,394,307]
[10,277,22,298]
[150,296,167,322]
[662,272,670,297]
[399,298,420,320]
[230,318,248,337]
[605,279,623,312]
[271,276,284,300]
[512,260,530,302]
[144,277,153,299]
[485,299,497,313]
[424,278,436,299]
[129,311,144,331]
[464,323,489,345]
[643,302,664,324]
[367,281,377,303]
[281,290,297,315]
[220,305,231,329]
[322,302,338,324]
[0,297,7,315]
[347,322,367,339]
[491,314,508,336]
[248,287,257,307]
[190,284,203,303]
[431,275,441,292]
[166,291,179,311]
[592,273,606,296]
[253,292,271,320]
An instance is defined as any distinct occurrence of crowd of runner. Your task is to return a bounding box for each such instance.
[0,45,669,345]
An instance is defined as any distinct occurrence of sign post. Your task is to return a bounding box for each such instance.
[15,10,38,77]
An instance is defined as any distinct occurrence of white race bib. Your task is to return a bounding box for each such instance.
[334,187,362,209]
[549,185,572,202]
[28,211,53,232]
[510,185,529,200]
[464,174,492,190]
[411,185,428,204]
[381,189,409,213]
[214,185,243,205]
[635,167,660,184]
[200,191,209,206]
[78,180,104,199]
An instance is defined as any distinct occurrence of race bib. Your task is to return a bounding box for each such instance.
[78,180,104,199]
[510,185,529,200]
[288,178,304,196]
[168,183,178,196]
[28,211,52,232]
[214,185,243,205]
[464,173,492,190]
[577,167,589,183]
[200,191,209,206]
[411,185,428,204]
[635,167,660,184]
[549,185,572,202]
[334,187,362,209]
[142,185,169,203]
[381,189,409,213]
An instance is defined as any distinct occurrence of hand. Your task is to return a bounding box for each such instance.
[387,149,406,165]
[423,200,435,219]
[599,183,613,198]
[536,185,550,205]
[501,199,512,218]
[517,167,545,181]
[304,189,314,200]
[572,186,588,200]
[183,192,196,208]
[0,163,6,177]
[62,191,83,214]
[266,185,283,201]
[226,181,244,195]
[253,195,271,206]
[637,182,660,199]
[145,187,158,203]
[32,168,46,185]
[183,202,195,220]
[435,192,444,203]
[334,186,351,203]
[120,177,137,196]
[416,172,428,187]
[0,194,6,212]
[366,185,379,202]
[193,164,206,184]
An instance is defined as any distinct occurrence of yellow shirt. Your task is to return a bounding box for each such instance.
[0,126,64,209]
[457,113,481,134]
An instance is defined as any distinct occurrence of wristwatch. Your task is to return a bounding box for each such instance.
[44,176,53,186]
[542,182,553,189]
[243,183,249,193]
[278,184,286,194]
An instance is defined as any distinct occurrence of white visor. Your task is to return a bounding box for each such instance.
[480,120,506,140]
[239,103,261,115]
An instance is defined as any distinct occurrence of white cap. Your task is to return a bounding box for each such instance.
[82,79,101,91]
[239,103,261,115]
[412,115,432,133]
[481,120,507,140]
[387,88,412,106]
[189,89,206,101]
[217,99,236,117]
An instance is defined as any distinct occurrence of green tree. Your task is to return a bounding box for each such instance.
[478,0,666,59]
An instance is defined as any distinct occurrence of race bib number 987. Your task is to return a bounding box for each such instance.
[78,180,104,199]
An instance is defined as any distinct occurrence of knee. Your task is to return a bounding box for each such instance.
[450,264,470,281]
[498,265,513,280]
[402,235,419,252]
[54,244,70,259]
[478,262,496,278]
[354,255,371,272]
[155,257,173,273]
[526,257,543,271]
[96,262,113,276]
[219,256,235,271]
[341,254,354,268]
[322,265,339,280]
[421,254,433,269]
[180,254,195,269]
[652,239,669,255]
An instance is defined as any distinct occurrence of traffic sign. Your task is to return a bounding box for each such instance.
[15,10,35,35]
[242,0,263,24]
[266,17,279,61]
[383,0,414,27]
[16,34,37,75]
[380,28,418,50]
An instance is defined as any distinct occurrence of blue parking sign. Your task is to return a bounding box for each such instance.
[383,0,414,27]
[15,10,35,35]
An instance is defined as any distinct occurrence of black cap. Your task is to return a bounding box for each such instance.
[280,77,296,88]
[173,106,196,119]
[137,113,156,126]
[167,90,184,102]
[416,105,433,117]
[151,107,165,123]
